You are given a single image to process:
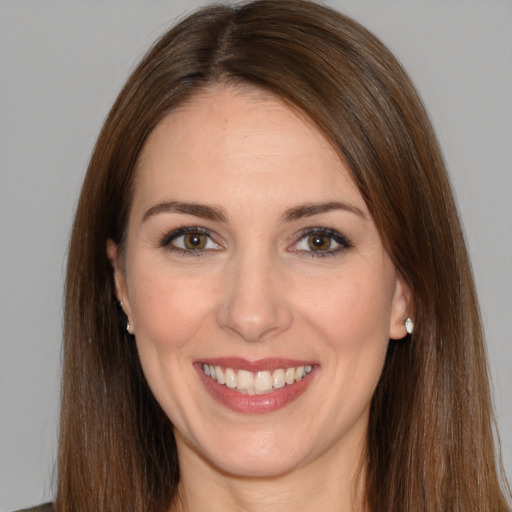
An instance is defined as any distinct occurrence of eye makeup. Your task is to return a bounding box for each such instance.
[158,226,222,257]
[288,227,352,258]
[156,224,352,260]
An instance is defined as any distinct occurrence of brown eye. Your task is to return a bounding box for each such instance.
[289,228,351,257]
[161,227,222,254]
[183,232,207,250]
[307,234,332,251]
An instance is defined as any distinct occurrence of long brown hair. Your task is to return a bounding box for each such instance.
[58,1,511,510]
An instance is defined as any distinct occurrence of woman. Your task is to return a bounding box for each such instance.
[21,0,510,511]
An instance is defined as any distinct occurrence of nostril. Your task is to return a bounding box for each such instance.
[215,293,293,343]
[216,308,289,343]
[215,256,293,342]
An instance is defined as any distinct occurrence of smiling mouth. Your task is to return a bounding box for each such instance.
[201,363,313,395]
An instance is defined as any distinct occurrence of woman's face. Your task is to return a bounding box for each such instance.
[109,87,410,478]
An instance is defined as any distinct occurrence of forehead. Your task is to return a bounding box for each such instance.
[131,86,366,216]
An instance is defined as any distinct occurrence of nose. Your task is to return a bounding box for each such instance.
[216,251,293,343]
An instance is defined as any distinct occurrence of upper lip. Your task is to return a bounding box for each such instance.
[195,357,317,372]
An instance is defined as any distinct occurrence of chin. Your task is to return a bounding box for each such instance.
[209,449,302,479]
[191,427,314,478]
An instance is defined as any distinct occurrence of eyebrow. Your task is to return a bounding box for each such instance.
[142,200,366,224]
[282,201,367,222]
[142,201,228,223]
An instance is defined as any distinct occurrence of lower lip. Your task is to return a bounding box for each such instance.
[195,365,317,414]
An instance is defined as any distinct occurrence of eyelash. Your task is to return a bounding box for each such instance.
[158,226,352,258]
[159,226,220,257]
[289,227,352,258]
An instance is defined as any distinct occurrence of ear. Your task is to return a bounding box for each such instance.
[389,275,414,340]
[106,239,133,329]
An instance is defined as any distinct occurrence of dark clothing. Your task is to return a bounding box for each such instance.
[14,504,54,512]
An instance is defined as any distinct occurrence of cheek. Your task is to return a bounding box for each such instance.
[127,264,216,352]
[298,269,395,349]
[299,271,393,420]
[125,264,218,421]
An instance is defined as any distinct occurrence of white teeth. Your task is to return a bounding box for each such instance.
[225,368,237,389]
[237,369,254,390]
[254,371,273,392]
[272,368,286,389]
[285,367,295,385]
[295,366,305,382]
[202,364,313,394]
[215,367,225,385]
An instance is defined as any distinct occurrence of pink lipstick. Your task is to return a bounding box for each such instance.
[195,358,317,414]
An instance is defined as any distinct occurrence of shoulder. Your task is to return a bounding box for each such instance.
[13,504,54,512]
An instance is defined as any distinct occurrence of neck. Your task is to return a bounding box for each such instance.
[171,432,367,512]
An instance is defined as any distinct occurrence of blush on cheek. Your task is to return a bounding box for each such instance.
[135,308,197,352]
[132,279,214,353]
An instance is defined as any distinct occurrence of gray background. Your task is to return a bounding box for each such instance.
[1,1,510,509]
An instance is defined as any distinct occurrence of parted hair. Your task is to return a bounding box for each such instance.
[58,1,510,511]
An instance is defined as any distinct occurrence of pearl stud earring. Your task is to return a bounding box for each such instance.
[405,317,414,335]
